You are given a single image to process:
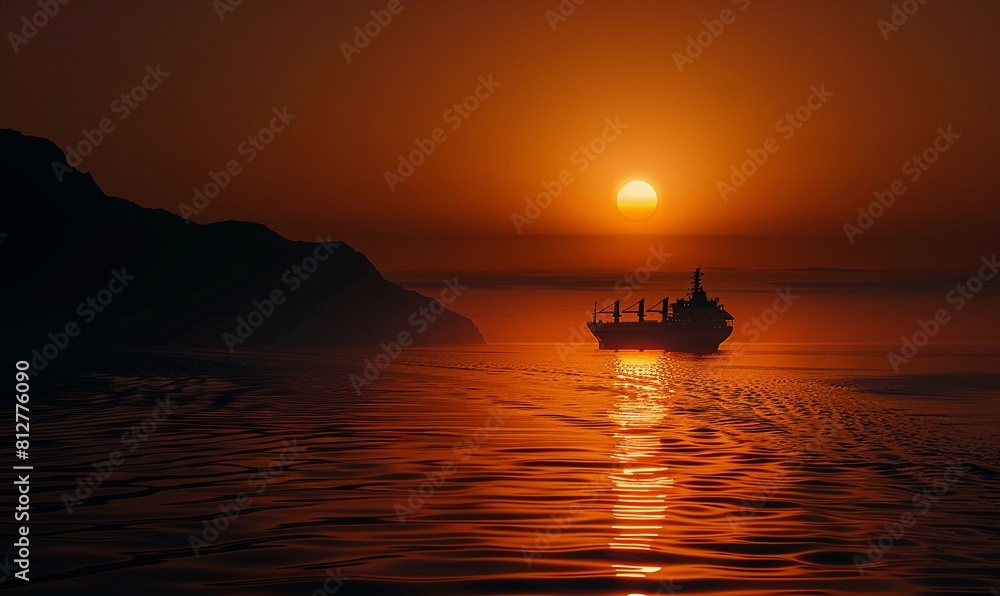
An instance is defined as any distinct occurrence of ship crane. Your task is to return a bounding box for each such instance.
[622,299,646,322]
[645,297,670,322]
[593,298,671,323]
[593,300,621,323]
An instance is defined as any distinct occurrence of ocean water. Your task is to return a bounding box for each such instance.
[18,344,1000,595]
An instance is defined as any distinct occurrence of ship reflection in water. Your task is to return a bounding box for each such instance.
[607,353,675,581]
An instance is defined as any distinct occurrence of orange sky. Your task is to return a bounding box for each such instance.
[2,0,998,272]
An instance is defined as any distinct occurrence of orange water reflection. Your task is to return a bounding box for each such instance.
[608,353,675,581]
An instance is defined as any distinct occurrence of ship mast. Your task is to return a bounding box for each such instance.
[690,267,704,295]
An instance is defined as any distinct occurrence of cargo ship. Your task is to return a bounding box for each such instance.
[587,267,734,353]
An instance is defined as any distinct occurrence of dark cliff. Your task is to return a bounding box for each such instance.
[0,129,484,358]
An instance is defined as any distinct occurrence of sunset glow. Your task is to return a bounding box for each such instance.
[2,1,997,594]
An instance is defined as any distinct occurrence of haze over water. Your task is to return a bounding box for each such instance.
[27,344,1000,595]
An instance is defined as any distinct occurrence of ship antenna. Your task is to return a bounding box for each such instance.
[691,267,703,294]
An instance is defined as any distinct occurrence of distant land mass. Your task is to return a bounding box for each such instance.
[0,129,484,366]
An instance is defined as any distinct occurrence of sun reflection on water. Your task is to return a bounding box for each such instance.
[608,354,675,580]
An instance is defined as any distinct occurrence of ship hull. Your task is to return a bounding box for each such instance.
[587,321,733,353]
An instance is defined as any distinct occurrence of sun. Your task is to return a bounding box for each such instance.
[616,180,657,221]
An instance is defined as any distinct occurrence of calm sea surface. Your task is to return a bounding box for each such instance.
[19,344,1000,595]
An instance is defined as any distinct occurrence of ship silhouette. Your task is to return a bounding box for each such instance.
[587,267,734,353]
